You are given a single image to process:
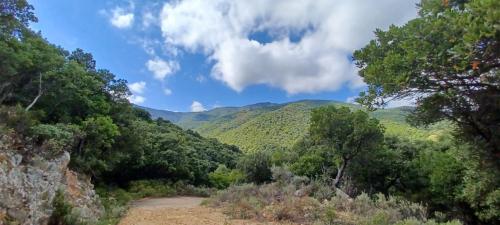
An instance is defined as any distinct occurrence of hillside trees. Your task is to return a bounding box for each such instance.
[0,0,242,187]
[309,106,384,188]
[353,0,500,164]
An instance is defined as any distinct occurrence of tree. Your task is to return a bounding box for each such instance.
[0,0,37,38]
[309,106,384,188]
[237,151,273,184]
[353,0,500,163]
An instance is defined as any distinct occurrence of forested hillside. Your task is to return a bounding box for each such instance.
[0,2,240,223]
[141,100,450,152]
[1,1,498,225]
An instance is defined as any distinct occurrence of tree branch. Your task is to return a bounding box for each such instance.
[25,72,43,111]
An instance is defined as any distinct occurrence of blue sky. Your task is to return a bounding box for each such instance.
[29,0,418,112]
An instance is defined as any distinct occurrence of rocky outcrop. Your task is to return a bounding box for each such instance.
[0,134,103,225]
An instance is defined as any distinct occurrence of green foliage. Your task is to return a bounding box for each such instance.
[0,0,37,38]
[0,0,241,188]
[143,100,450,153]
[0,105,39,134]
[208,165,245,189]
[207,173,460,225]
[309,106,384,187]
[353,0,500,162]
[237,151,273,184]
[31,123,79,155]
[49,190,85,225]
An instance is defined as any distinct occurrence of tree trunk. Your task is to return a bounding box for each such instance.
[333,158,347,188]
[25,73,42,111]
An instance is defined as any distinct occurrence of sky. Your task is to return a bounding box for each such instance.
[29,0,419,112]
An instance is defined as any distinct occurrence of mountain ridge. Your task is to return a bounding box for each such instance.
[138,100,446,152]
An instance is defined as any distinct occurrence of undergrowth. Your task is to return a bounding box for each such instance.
[206,167,463,225]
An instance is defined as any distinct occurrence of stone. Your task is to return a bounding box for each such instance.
[0,134,103,225]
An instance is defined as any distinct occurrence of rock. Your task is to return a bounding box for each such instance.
[0,134,103,225]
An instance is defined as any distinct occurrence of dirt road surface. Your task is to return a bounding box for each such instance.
[118,196,292,225]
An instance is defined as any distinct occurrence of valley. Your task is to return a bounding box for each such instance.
[140,100,449,152]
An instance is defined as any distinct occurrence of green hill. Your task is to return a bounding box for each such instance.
[140,100,450,152]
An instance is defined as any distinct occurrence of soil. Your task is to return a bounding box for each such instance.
[118,196,292,225]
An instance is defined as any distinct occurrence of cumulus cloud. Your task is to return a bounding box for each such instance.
[146,58,180,80]
[191,101,206,112]
[127,95,145,104]
[127,81,146,104]
[110,7,134,28]
[128,81,146,94]
[159,0,418,94]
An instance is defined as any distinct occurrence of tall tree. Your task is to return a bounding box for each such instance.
[0,0,37,38]
[353,0,500,163]
[309,106,384,188]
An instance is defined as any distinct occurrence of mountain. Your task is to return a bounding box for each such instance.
[139,100,448,152]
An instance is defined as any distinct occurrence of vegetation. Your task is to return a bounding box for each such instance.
[206,167,462,225]
[49,190,85,225]
[143,100,451,152]
[309,106,384,187]
[353,0,499,223]
[353,0,499,164]
[0,1,498,225]
[0,1,240,223]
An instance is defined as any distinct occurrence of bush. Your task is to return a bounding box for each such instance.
[49,190,86,225]
[208,176,461,225]
[262,197,320,223]
[208,165,245,189]
[31,123,80,156]
[127,180,176,198]
[0,105,39,135]
[237,151,273,184]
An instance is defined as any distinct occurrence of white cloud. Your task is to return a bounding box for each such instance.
[127,95,145,104]
[110,7,134,29]
[146,58,180,80]
[127,81,146,104]
[142,11,156,28]
[191,101,206,112]
[159,0,418,94]
[346,96,359,104]
[163,88,172,95]
[128,81,146,94]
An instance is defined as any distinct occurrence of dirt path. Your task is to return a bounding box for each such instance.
[118,196,291,225]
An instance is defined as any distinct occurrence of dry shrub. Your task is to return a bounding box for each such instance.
[208,167,460,225]
[262,197,320,223]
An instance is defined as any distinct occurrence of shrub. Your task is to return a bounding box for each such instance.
[0,105,39,135]
[49,190,86,225]
[262,197,320,223]
[127,180,176,198]
[31,123,80,155]
[208,179,461,225]
[237,151,273,184]
[208,165,245,189]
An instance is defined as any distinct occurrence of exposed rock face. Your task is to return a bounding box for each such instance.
[0,134,103,225]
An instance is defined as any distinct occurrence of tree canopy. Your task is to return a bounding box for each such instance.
[309,106,384,187]
[353,0,500,163]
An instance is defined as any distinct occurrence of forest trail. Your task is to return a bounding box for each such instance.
[118,196,292,225]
